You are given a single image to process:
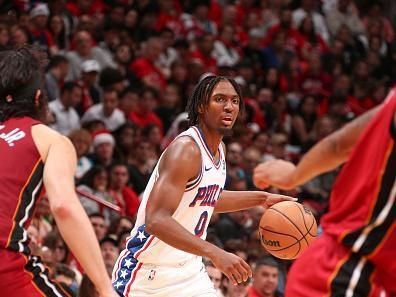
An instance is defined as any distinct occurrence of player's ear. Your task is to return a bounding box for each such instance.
[34,89,41,107]
[197,104,205,115]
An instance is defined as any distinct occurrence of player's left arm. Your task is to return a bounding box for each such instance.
[216,142,296,213]
[215,190,296,213]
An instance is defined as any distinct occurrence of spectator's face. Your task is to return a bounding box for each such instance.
[110,165,129,189]
[280,10,292,28]
[163,85,180,108]
[301,17,314,34]
[146,38,163,61]
[54,239,67,263]
[50,15,63,34]
[90,216,107,240]
[148,126,162,146]
[101,242,119,275]
[117,218,134,235]
[0,28,9,46]
[253,265,278,296]
[75,31,92,55]
[33,15,48,29]
[118,127,135,149]
[12,28,28,46]
[223,278,249,297]
[120,91,138,114]
[206,266,222,290]
[200,36,214,54]
[243,150,261,173]
[253,133,269,152]
[71,137,90,158]
[82,71,98,85]
[125,10,138,28]
[92,170,108,192]
[69,86,83,107]
[116,44,132,64]
[302,96,316,115]
[103,91,119,115]
[59,62,70,80]
[227,143,243,166]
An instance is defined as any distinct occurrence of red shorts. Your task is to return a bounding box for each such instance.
[285,234,393,297]
[0,248,70,297]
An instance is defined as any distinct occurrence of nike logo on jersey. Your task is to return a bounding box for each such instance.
[205,166,212,171]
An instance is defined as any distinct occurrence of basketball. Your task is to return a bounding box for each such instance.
[259,201,317,260]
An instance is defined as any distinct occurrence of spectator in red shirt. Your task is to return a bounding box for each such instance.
[130,36,167,92]
[300,54,332,98]
[248,256,283,297]
[129,87,164,130]
[297,15,329,62]
[264,7,300,55]
[108,163,140,218]
[189,33,217,74]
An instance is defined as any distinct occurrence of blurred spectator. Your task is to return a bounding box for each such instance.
[129,87,163,130]
[130,36,167,91]
[292,0,330,43]
[55,264,78,295]
[48,14,69,51]
[155,84,182,132]
[182,1,218,41]
[128,140,158,195]
[108,163,140,218]
[45,55,70,102]
[206,263,225,297]
[90,131,116,167]
[362,2,394,44]
[68,129,93,180]
[79,274,99,297]
[213,25,240,68]
[189,33,217,74]
[39,245,56,278]
[113,122,139,164]
[77,165,114,216]
[66,30,116,81]
[99,236,119,276]
[248,256,283,297]
[28,3,58,55]
[325,0,365,38]
[81,87,126,131]
[223,277,249,297]
[43,231,70,266]
[76,59,101,114]
[49,81,82,135]
[297,15,329,62]
[88,213,108,241]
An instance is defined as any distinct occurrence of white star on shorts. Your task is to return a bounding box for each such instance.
[120,269,128,279]
[137,231,146,242]
[114,281,123,289]
[124,258,133,269]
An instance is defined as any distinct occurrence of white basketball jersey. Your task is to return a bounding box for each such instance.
[124,126,226,265]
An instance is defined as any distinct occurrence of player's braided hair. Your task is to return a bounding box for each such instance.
[186,75,244,127]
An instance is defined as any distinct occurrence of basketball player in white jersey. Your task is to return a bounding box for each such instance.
[112,76,295,297]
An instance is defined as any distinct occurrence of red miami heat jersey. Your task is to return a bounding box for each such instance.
[0,117,44,254]
[321,90,396,283]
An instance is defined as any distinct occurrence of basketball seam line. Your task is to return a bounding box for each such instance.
[269,206,309,246]
[296,204,317,237]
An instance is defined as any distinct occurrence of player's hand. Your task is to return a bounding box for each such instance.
[253,159,297,190]
[210,250,252,285]
[262,192,298,209]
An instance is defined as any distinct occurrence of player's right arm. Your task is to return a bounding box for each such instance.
[254,104,382,190]
[145,137,252,285]
[32,125,117,297]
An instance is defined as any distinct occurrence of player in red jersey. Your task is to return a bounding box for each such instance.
[253,89,395,297]
[0,47,117,296]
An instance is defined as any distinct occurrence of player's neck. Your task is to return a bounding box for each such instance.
[197,124,222,157]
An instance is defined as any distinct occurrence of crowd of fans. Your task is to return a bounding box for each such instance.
[2,0,394,296]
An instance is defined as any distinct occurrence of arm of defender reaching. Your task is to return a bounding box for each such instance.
[145,137,251,285]
[253,104,382,190]
[34,126,117,297]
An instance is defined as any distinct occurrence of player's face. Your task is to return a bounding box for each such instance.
[253,265,278,295]
[202,80,240,135]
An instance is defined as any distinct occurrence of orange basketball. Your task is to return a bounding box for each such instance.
[259,201,317,260]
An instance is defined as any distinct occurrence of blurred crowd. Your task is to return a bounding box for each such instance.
[1,0,394,296]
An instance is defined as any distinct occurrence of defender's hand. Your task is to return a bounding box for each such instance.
[253,160,297,190]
